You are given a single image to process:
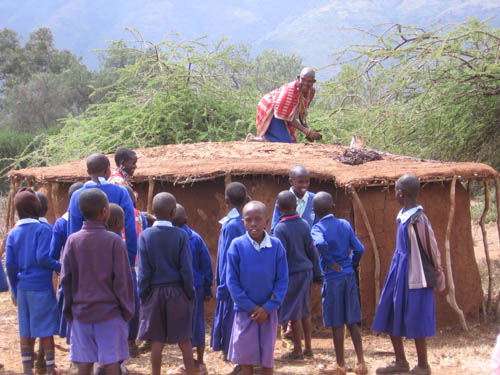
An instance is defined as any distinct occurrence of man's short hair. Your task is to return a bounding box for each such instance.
[114,147,137,167]
[225,182,247,206]
[78,188,109,221]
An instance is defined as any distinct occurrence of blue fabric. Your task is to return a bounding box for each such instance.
[181,225,213,295]
[226,234,289,314]
[17,288,60,338]
[137,226,194,303]
[68,182,138,266]
[278,270,312,325]
[371,220,436,338]
[6,222,61,297]
[210,296,235,353]
[49,216,68,261]
[216,214,246,300]
[0,257,8,292]
[128,267,140,341]
[264,116,295,143]
[311,215,364,281]
[321,272,361,328]
[192,286,206,348]
[271,191,316,231]
[272,213,322,278]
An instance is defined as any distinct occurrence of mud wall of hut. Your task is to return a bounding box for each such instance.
[38,175,482,329]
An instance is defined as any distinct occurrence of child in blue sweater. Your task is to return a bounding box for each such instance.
[173,203,213,373]
[211,182,247,361]
[36,191,52,231]
[6,188,61,375]
[227,200,289,375]
[271,165,316,231]
[272,190,322,360]
[311,192,367,375]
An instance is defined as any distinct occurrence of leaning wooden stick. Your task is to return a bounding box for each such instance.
[479,179,492,312]
[444,176,468,330]
[147,176,155,214]
[350,187,381,304]
[494,177,500,317]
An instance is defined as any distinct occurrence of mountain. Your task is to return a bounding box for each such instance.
[1,0,499,76]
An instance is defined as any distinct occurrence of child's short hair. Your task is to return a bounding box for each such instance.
[14,187,41,219]
[114,147,136,167]
[78,188,109,221]
[396,174,420,199]
[87,153,110,175]
[35,191,49,217]
[312,191,334,218]
[107,203,125,232]
[68,182,84,199]
[277,190,297,212]
[172,203,187,227]
[152,192,176,219]
[289,165,309,179]
[225,182,247,206]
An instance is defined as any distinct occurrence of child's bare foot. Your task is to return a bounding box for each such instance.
[319,365,346,375]
[353,362,368,375]
[303,348,313,358]
[375,360,410,374]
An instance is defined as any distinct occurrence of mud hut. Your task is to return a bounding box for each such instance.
[5,142,500,329]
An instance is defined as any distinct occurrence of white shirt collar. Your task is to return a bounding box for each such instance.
[84,177,108,186]
[39,217,49,223]
[397,205,423,224]
[15,218,39,226]
[289,187,309,202]
[153,220,173,227]
[219,207,240,224]
[246,231,272,252]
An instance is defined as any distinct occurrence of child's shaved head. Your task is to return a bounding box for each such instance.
[289,165,309,179]
[396,174,420,199]
[36,191,49,217]
[242,200,267,218]
[313,191,334,219]
[68,182,84,199]
[79,188,109,221]
[87,153,110,175]
[277,190,297,213]
[172,203,187,227]
[107,203,124,233]
[152,192,176,220]
[225,182,247,207]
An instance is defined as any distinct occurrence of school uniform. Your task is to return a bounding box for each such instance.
[271,188,316,231]
[211,208,246,354]
[311,214,364,328]
[39,217,53,231]
[61,221,134,365]
[226,232,289,368]
[137,221,194,344]
[180,224,213,348]
[372,206,442,339]
[273,213,322,325]
[5,219,61,338]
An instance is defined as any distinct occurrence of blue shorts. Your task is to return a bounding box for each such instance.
[70,316,129,365]
[17,288,60,338]
[322,272,361,328]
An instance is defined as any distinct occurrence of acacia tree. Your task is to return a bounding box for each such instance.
[315,18,500,170]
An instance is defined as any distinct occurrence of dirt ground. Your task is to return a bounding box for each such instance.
[0,198,499,374]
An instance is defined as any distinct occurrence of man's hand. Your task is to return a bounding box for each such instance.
[306,130,322,142]
[251,306,269,323]
[11,295,17,307]
[325,263,343,272]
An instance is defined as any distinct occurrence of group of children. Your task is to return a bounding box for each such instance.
[1,146,446,375]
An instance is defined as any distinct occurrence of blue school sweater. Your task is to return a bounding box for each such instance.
[49,215,68,261]
[180,225,213,297]
[311,214,364,281]
[137,222,194,303]
[5,219,61,297]
[273,213,323,281]
[271,190,316,231]
[226,233,289,314]
[68,179,138,266]
[216,209,246,300]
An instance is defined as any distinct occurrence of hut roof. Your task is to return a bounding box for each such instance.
[9,142,499,187]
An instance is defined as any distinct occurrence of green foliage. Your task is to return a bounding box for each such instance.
[0,130,37,191]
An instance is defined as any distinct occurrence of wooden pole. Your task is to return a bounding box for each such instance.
[479,179,492,312]
[147,176,155,214]
[444,176,468,330]
[494,177,500,318]
[350,187,381,305]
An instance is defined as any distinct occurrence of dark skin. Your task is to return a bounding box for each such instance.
[241,201,273,375]
[150,193,195,375]
[120,153,137,176]
[313,192,365,370]
[289,166,310,199]
[86,153,111,183]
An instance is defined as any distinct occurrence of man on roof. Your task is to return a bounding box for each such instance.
[247,67,322,143]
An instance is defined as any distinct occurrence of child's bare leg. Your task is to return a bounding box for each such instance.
[177,339,195,375]
[414,338,429,369]
[262,366,273,375]
[20,338,34,375]
[40,336,54,374]
[291,320,303,354]
[241,365,253,375]
[103,363,120,375]
[347,323,365,364]
[77,363,93,375]
[151,341,165,375]
[332,326,345,367]
[302,317,312,352]
[389,335,406,364]
[195,346,205,365]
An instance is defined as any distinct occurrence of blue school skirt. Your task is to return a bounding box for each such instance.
[371,221,435,339]
[278,270,312,325]
[192,286,206,348]
[211,296,235,354]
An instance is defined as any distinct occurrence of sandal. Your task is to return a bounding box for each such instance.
[409,365,431,375]
[354,362,368,375]
[376,361,410,374]
[319,366,347,375]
